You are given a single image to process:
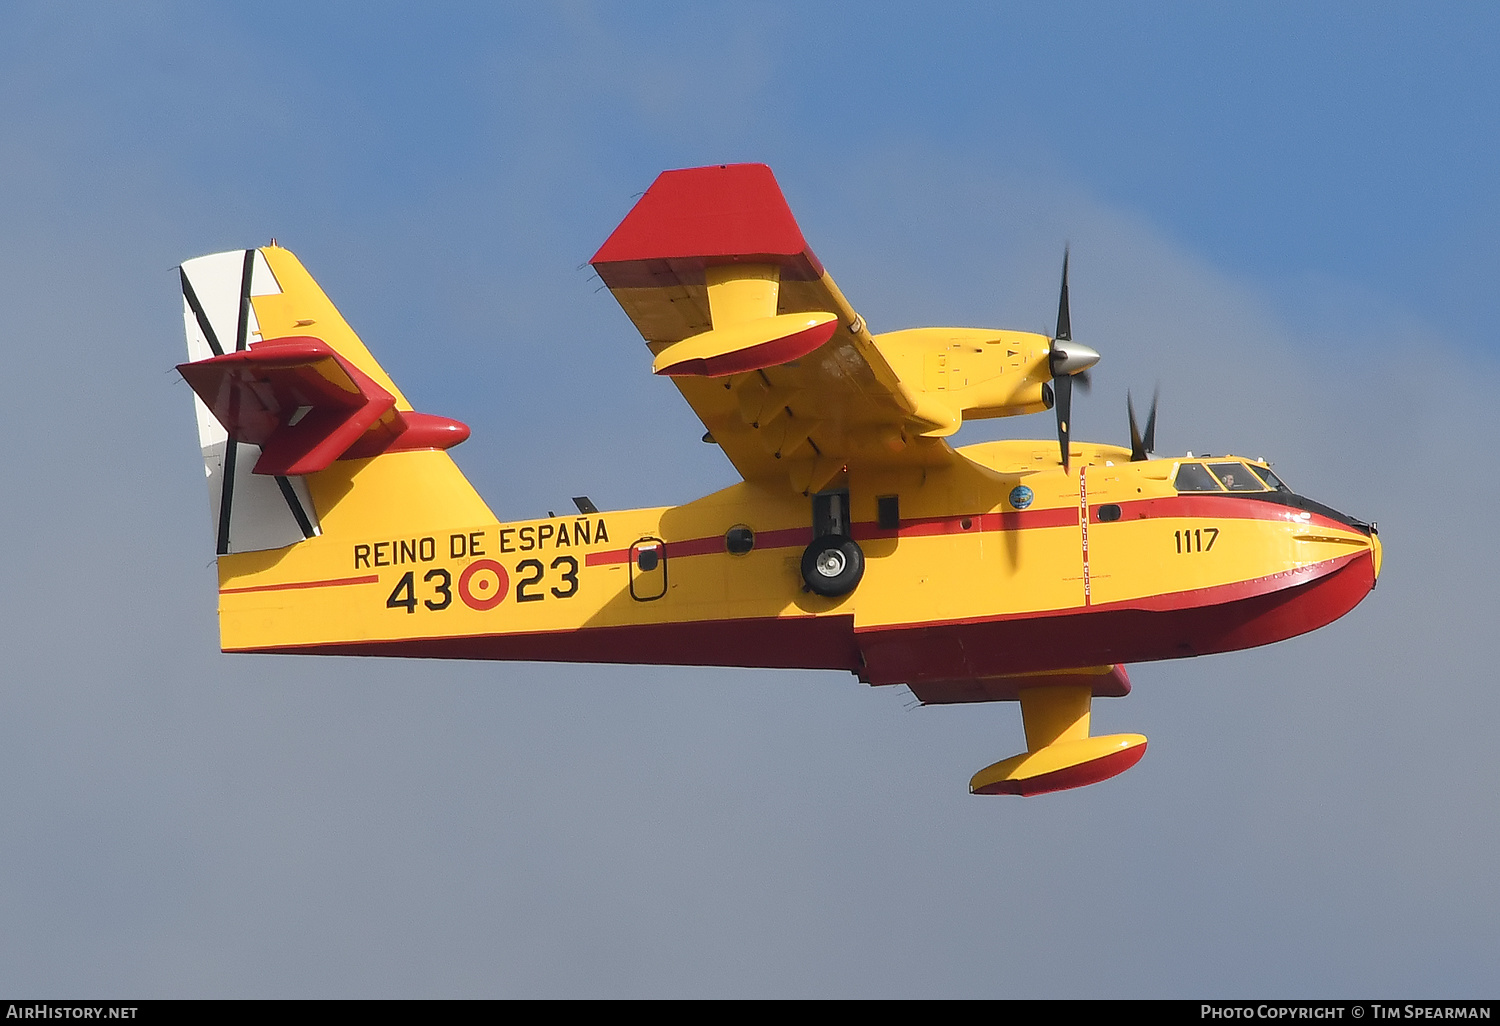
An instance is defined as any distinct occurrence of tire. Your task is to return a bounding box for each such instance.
[800,534,865,597]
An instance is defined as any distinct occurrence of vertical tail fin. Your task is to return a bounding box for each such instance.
[178,245,488,559]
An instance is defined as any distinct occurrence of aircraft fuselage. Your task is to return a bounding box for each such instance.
[217,440,1379,706]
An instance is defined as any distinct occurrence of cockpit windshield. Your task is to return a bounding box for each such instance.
[1207,461,1265,492]
[1173,463,1223,492]
[1174,460,1279,494]
[1250,464,1287,491]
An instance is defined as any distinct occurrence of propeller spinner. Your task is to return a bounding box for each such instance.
[1047,250,1100,472]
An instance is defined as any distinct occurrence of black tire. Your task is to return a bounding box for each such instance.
[800,534,865,597]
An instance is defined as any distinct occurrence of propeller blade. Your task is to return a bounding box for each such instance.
[1076,367,1092,394]
[1047,249,1093,472]
[1055,248,1071,342]
[1143,386,1158,455]
[1054,369,1073,472]
[1127,387,1159,462]
[1128,391,1145,461]
[1048,251,1098,380]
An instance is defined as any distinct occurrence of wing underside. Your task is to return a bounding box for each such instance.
[592,164,961,493]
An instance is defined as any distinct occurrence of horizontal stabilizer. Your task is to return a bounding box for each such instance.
[178,336,469,476]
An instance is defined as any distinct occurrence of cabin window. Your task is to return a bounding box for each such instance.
[1097,504,1121,522]
[1208,461,1265,492]
[1173,463,1223,492]
[725,525,755,555]
[877,495,900,531]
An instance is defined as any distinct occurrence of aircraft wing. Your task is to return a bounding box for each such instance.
[591,164,965,494]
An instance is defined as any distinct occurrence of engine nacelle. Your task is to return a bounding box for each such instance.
[873,327,1053,436]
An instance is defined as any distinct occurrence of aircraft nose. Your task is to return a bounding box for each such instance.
[1371,529,1383,580]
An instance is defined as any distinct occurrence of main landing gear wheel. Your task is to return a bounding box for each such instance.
[801,534,864,597]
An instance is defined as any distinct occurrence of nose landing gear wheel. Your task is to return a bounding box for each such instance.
[801,534,864,597]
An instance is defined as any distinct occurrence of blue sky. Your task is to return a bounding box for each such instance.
[77,3,1497,330]
[1,3,1496,997]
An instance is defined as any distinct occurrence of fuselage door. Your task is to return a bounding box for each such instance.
[630,537,668,601]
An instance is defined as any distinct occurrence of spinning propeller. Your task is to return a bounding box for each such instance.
[1128,388,1159,462]
[1047,250,1100,472]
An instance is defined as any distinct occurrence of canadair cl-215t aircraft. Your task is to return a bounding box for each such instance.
[176,163,1381,795]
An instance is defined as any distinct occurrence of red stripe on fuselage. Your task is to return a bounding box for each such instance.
[854,506,1080,541]
[586,526,813,566]
[221,574,380,595]
[586,508,1080,566]
[583,493,1347,567]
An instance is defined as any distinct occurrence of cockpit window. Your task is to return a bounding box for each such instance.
[1250,464,1287,491]
[1173,463,1223,492]
[1208,461,1265,492]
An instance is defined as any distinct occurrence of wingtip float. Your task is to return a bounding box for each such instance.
[176,163,1380,795]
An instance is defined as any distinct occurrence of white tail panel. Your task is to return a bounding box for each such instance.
[180,249,320,554]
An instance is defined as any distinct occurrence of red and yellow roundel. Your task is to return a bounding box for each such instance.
[458,559,508,610]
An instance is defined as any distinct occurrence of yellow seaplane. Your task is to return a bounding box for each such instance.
[176,164,1381,795]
